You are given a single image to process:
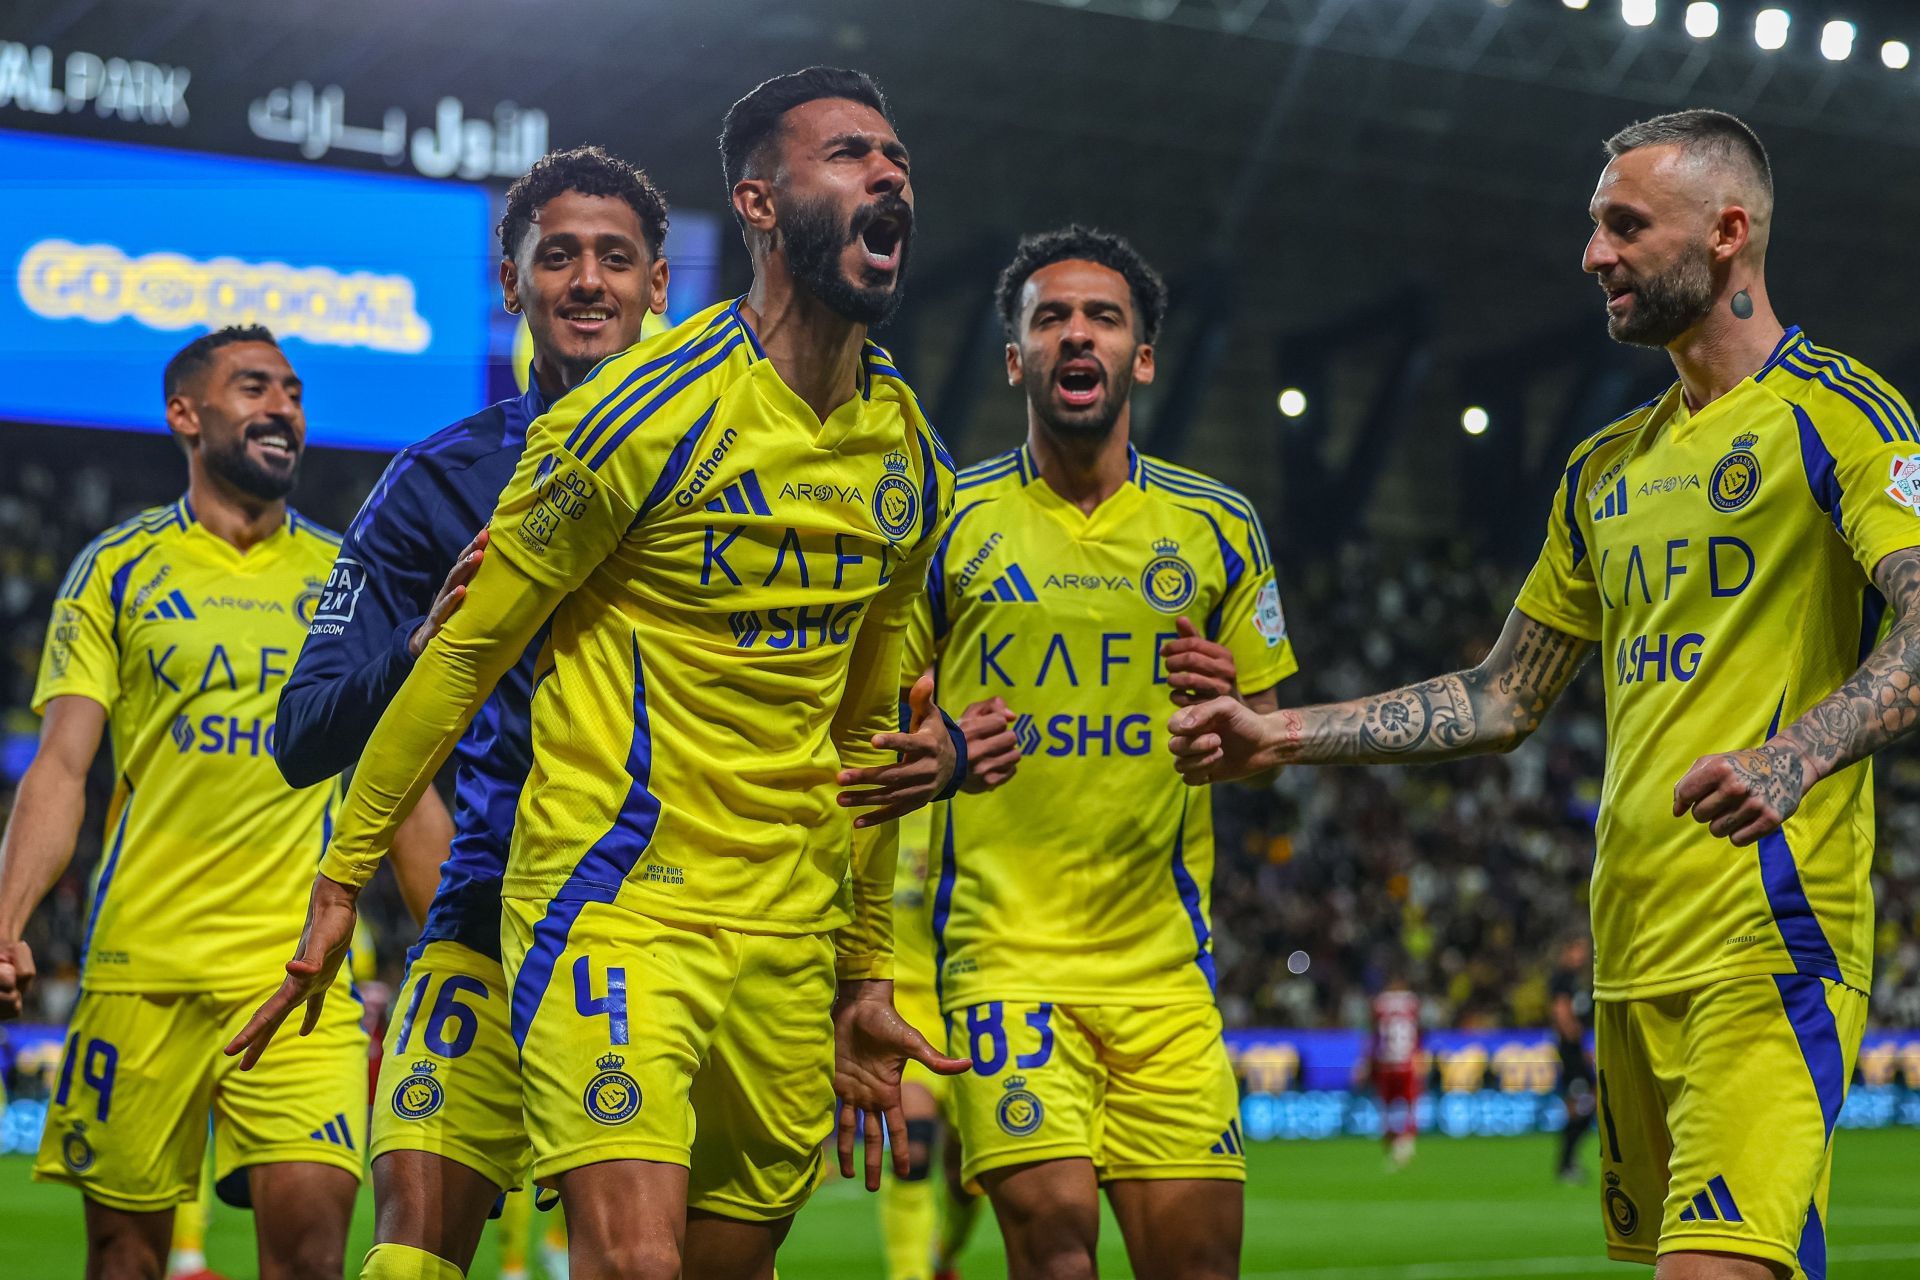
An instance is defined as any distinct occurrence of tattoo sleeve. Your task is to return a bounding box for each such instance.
[1772,546,1920,784]
[1287,610,1592,765]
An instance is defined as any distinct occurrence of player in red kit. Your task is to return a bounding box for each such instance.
[1368,970,1423,1170]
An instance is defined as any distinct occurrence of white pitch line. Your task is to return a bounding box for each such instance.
[1238,1242,1920,1280]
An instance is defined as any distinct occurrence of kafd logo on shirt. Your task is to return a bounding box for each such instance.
[1886,455,1920,514]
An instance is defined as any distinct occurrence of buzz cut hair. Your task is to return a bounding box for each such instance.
[994,225,1168,344]
[497,144,670,261]
[163,325,278,403]
[718,66,893,228]
[1604,109,1773,206]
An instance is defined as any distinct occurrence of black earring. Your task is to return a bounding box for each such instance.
[1731,289,1754,320]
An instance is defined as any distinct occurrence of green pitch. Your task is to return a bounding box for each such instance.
[6,1130,1919,1277]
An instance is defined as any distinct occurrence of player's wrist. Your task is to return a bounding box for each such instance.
[834,976,894,1005]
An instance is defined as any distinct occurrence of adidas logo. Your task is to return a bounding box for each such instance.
[1209,1119,1245,1156]
[1676,1174,1743,1224]
[1592,475,1628,522]
[309,1111,357,1150]
[703,470,771,517]
[979,563,1038,603]
[142,589,197,621]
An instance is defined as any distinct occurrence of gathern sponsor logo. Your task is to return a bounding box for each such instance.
[674,428,740,507]
[953,531,1004,595]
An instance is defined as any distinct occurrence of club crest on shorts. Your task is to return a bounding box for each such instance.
[872,450,919,542]
[583,1052,642,1125]
[1141,538,1198,614]
[996,1074,1044,1137]
[61,1122,94,1174]
[391,1059,445,1121]
[1708,433,1761,513]
[1604,1171,1640,1237]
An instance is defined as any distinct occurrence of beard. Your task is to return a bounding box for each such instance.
[203,426,299,501]
[1606,242,1716,347]
[1030,356,1136,440]
[781,191,912,327]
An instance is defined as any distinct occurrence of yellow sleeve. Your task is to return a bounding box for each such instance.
[1801,395,1920,580]
[901,570,937,697]
[831,435,955,979]
[32,538,126,714]
[1213,508,1296,695]
[1514,444,1605,642]
[318,551,563,889]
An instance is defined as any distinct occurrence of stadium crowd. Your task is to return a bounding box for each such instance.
[3,437,1918,1036]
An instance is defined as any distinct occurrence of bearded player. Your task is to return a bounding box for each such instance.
[0,328,383,1280]
[230,67,969,1280]
[273,146,672,1280]
[908,227,1294,1280]
[1170,110,1918,1280]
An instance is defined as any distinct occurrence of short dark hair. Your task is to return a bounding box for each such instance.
[1604,109,1772,202]
[995,225,1168,344]
[163,326,278,402]
[497,145,670,261]
[718,66,893,222]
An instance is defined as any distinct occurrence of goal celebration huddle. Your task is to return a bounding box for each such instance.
[0,63,1910,1280]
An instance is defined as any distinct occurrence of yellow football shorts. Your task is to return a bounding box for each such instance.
[895,978,957,1111]
[1595,973,1867,1276]
[33,975,368,1211]
[502,896,836,1221]
[373,939,527,1191]
[948,1000,1244,1187]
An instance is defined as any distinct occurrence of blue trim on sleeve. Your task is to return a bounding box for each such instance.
[586,331,747,472]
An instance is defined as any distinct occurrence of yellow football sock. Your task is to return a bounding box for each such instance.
[361,1242,466,1280]
[880,1169,937,1280]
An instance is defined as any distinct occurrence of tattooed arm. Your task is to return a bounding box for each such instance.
[1674,546,1920,846]
[1165,609,1591,782]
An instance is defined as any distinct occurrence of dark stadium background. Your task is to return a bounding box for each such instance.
[3,0,1919,1275]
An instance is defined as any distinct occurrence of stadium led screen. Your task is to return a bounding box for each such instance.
[0,129,493,449]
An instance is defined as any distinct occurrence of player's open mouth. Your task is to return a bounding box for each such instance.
[860,215,905,272]
[248,425,298,461]
[1056,360,1104,408]
[561,306,614,334]
[1603,284,1634,312]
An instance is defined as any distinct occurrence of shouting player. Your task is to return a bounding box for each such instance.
[0,328,378,1279]
[909,227,1294,1280]
[273,146,673,1280]
[231,67,969,1280]
[1169,110,1919,1280]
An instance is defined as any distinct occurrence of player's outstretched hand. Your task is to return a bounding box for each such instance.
[1167,696,1279,785]
[1160,616,1239,705]
[0,939,37,1020]
[831,979,971,1191]
[838,671,956,827]
[1672,742,1806,847]
[224,874,360,1069]
[409,528,489,657]
[959,696,1020,793]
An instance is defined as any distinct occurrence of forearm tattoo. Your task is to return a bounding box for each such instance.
[1294,612,1590,765]
[1775,547,1920,781]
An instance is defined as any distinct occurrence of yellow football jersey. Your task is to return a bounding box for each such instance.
[1518,329,1920,1000]
[908,445,1296,1009]
[32,498,342,995]
[321,299,956,954]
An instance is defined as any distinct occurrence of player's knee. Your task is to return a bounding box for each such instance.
[87,1235,166,1280]
[903,1117,937,1181]
[593,1236,683,1280]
